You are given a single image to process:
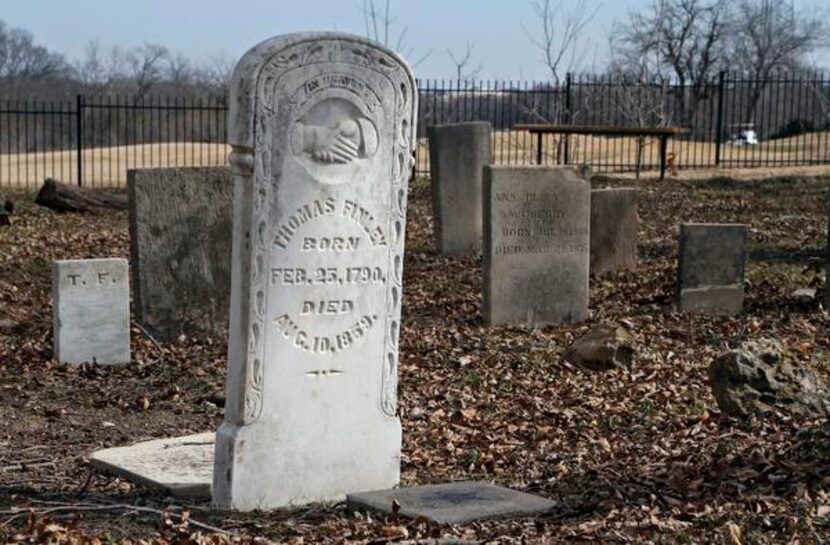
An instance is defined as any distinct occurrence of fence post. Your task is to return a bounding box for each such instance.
[563,72,572,164]
[75,94,83,186]
[714,71,726,167]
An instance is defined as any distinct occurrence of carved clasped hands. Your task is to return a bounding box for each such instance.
[291,117,378,165]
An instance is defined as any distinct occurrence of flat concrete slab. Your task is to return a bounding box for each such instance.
[89,432,213,499]
[347,481,555,524]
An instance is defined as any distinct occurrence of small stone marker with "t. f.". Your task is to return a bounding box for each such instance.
[52,258,130,365]
[677,223,748,315]
[483,165,590,325]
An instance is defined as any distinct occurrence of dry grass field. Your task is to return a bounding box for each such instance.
[1,130,829,187]
[416,129,830,175]
[0,142,229,188]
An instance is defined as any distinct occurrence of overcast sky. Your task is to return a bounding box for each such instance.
[1,0,827,80]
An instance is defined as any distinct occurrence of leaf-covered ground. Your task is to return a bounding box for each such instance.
[1,173,829,544]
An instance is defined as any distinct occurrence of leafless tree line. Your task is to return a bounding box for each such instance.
[1,0,828,137]
[519,0,829,129]
[0,21,233,101]
[608,0,829,126]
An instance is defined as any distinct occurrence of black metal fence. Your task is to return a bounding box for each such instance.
[1,72,829,187]
[0,96,228,187]
[415,72,830,176]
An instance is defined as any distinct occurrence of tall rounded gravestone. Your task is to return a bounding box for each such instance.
[214,33,417,511]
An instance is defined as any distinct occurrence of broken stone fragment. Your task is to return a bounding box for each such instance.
[709,339,830,418]
[564,323,635,371]
[790,288,816,303]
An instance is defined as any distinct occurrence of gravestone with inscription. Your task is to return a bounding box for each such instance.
[483,165,590,325]
[591,187,638,276]
[213,33,417,511]
[677,223,748,315]
[52,258,130,365]
[428,122,492,254]
[128,167,233,338]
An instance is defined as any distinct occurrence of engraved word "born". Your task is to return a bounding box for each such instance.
[301,237,360,252]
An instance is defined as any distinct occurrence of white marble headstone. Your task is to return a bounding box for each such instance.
[213,33,417,510]
[52,258,130,365]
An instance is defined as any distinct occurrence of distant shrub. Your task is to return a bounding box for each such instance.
[771,119,816,140]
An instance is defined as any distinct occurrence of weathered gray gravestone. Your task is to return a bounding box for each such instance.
[52,258,130,365]
[591,188,638,276]
[128,167,233,338]
[428,122,492,254]
[677,223,748,315]
[213,32,417,510]
[483,165,590,325]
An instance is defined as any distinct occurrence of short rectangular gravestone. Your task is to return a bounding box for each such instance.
[428,122,492,254]
[213,32,418,511]
[591,187,638,275]
[483,165,590,325]
[52,258,130,365]
[677,223,748,315]
[128,167,233,338]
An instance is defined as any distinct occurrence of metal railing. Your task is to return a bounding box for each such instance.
[0,95,227,187]
[1,72,828,188]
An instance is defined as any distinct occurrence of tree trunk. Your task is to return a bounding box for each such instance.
[35,178,128,213]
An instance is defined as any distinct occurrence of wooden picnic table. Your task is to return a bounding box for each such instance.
[513,124,690,179]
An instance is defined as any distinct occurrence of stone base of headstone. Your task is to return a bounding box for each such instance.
[679,286,744,315]
[89,433,213,499]
[347,482,556,524]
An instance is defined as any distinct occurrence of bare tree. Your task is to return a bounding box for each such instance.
[525,0,601,85]
[75,41,104,85]
[611,69,672,176]
[167,53,195,91]
[617,0,730,125]
[104,46,129,84]
[361,0,431,66]
[0,20,67,79]
[126,43,169,99]
[446,42,482,83]
[732,0,829,121]
[194,53,234,96]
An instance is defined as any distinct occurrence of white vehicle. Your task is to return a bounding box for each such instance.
[727,123,759,145]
